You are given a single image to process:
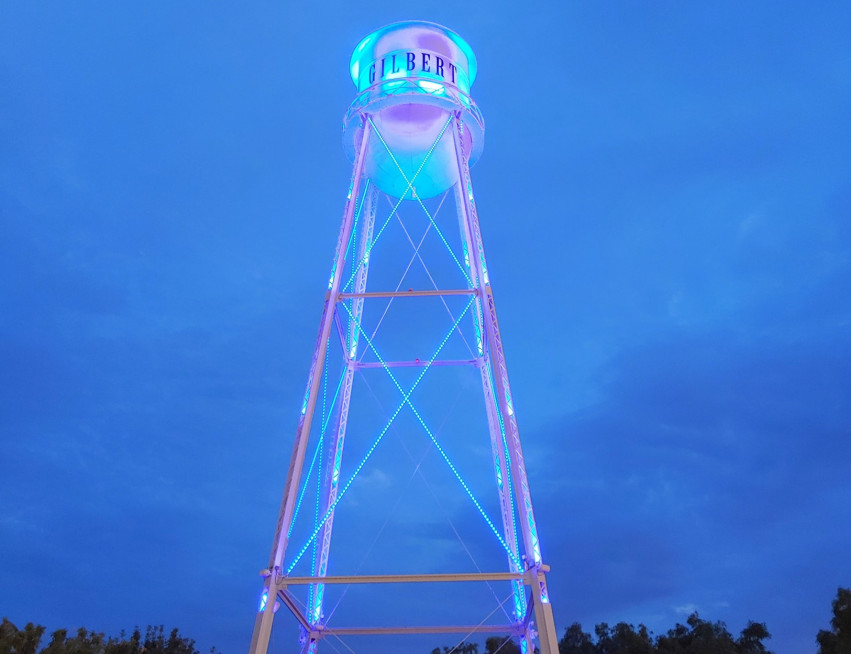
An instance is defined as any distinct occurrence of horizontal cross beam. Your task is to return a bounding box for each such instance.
[317,624,520,636]
[337,289,477,300]
[356,358,479,369]
[276,571,524,586]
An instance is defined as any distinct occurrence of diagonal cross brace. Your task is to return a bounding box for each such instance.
[339,299,523,570]
[368,115,472,286]
[342,115,456,293]
[285,294,477,574]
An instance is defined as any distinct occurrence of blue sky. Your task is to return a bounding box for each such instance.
[1,3,850,654]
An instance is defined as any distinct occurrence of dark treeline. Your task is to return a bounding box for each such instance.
[0,621,211,654]
[817,587,851,654]
[433,587,850,654]
[434,616,770,654]
[559,613,771,654]
[3,587,847,654]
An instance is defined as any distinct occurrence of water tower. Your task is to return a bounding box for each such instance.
[248,21,558,654]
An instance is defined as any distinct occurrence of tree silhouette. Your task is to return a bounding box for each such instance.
[593,622,654,654]
[432,641,479,654]
[0,621,206,654]
[0,619,45,654]
[817,587,851,654]
[559,623,595,654]
[552,611,773,654]
[656,613,745,654]
[737,622,771,654]
[484,637,521,654]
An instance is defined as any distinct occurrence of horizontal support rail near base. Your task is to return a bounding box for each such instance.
[337,289,477,300]
[276,571,524,586]
[317,624,519,636]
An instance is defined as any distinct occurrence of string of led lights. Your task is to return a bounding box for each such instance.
[320,390,438,626]
[308,343,331,612]
[286,295,476,574]
[308,195,377,625]
[341,115,453,294]
[317,368,516,630]
[339,299,522,570]
[361,201,434,347]
[368,115,472,287]
[345,196,360,355]
[286,364,348,542]
[387,197,477,359]
[487,364,522,573]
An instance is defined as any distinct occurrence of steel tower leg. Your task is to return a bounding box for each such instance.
[451,113,559,654]
[453,181,526,629]
[248,117,372,654]
[303,181,378,654]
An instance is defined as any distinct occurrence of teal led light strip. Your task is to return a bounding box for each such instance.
[341,299,521,570]
[368,115,472,287]
[488,365,521,570]
[309,345,331,611]
[341,118,449,294]
[286,299,471,574]
[286,365,348,541]
[342,192,405,294]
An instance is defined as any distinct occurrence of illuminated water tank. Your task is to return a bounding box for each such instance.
[342,21,485,200]
[248,22,561,654]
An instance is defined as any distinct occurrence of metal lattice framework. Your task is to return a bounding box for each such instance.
[248,85,557,654]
